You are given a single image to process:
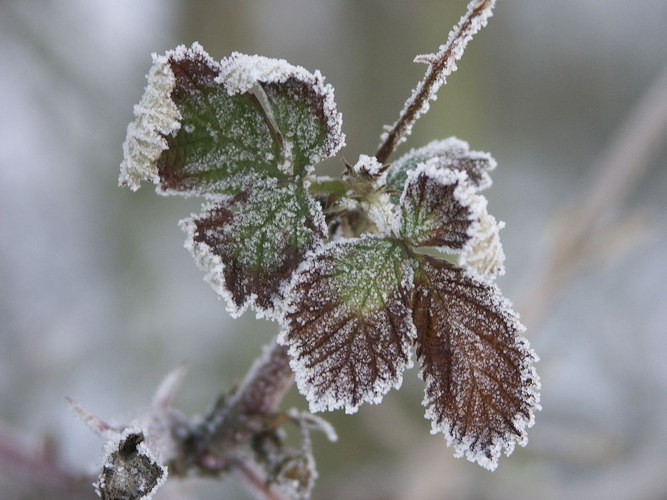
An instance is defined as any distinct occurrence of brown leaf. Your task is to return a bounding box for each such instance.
[413,256,540,470]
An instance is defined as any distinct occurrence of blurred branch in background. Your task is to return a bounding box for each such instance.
[520,65,667,330]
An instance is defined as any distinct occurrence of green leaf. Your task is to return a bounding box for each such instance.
[279,237,416,414]
[181,181,326,319]
[413,255,540,471]
[219,52,344,175]
[120,44,344,196]
[386,137,496,194]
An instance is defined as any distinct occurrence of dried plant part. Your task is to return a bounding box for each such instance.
[413,256,540,471]
[94,430,167,500]
[181,181,326,319]
[279,237,416,414]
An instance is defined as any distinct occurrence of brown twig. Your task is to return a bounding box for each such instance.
[519,65,667,330]
[375,0,496,164]
[232,341,294,416]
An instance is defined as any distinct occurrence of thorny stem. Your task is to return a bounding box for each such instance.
[375,0,496,164]
[520,65,667,330]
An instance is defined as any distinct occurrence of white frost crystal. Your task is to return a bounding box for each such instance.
[119,43,215,191]
[460,210,506,279]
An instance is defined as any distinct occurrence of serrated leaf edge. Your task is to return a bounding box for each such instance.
[277,236,416,415]
[417,269,541,471]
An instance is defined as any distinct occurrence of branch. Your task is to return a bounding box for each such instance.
[520,65,667,329]
[375,0,496,164]
[232,341,294,415]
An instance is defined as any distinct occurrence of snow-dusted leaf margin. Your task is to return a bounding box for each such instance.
[120,43,345,196]
[180,181,326,320]
[413,256,540,470]
[386,137,496,194]
[398,160,505,279]
[279,237,416,414]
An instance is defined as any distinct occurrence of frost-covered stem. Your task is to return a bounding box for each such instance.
[307,176,348,198]
[231,341,294,415]
[375,0,496,164]
[520,65,667,329]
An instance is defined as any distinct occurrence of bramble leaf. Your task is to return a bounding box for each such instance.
[398,161,506,279]
[413,256,540,471]
[219,52,345,175]
[399,162,476,248]
[120,43,344,196]
[181,181,326,319]
[279,237,415,414]
[386,137,496,194]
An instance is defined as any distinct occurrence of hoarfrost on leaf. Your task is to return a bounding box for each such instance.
[412,256,540,471]
[459,210,506,280]
[398,161,478,249]
[387,137,496,194]
[181,181,326,319]
[119,44,345,197]
[398,161,505,279]
[219,52,345,171]
[279,237,416,414]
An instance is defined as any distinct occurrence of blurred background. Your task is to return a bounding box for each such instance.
[1,1,666,499]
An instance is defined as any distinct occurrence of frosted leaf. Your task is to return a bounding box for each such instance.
[399,162,476,248]
[413,256,540,471]
[398,162,505,279]
[155,47,283,196]
[387,137,496,194]
[181,181,326,319]
[94,429,167,500]
[120,44,345,197]
[279,237,416,414]
[220,52,345,172]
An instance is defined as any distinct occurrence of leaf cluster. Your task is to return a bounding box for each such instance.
[120,1,539,478]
